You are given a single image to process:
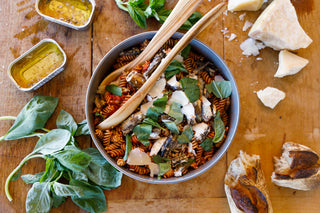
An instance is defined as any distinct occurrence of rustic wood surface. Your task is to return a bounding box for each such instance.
[0,0,319,212]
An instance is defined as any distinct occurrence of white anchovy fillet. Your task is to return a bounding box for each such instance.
[181,103,196,124]
[201,96,213,122]
[192,122,210,141]
[150,137,168,156]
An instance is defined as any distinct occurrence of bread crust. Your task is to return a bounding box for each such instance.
[272,142,320,191]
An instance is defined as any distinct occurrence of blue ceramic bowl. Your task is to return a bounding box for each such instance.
[86,31,240,184]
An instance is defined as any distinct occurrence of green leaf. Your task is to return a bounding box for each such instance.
[153,96,168,113]
[180,11,203,30]
[168,102,183,124]
[157,8,171,23]
[71,172,88,182]
[142,118,164,130]
[146,107,159,121]
[40,158,57,183]
[11,168,22,181]
[165,60,188,80]
[162,120,179,134]
[3,95,58,140]
[148,0,165,9]
[52,182,84,197]
[51,191,66,209]
[56,110,78,135]
[26,182,52,213]
[53,146,92,173]
[206,80,232,99]
[115,0,129,12]
[21,172,44,184]
[181,44,191,59]
[124,135,132,161]
[180,77,200,103]
[177,126,193,144]
[33,129,71,155]
[133,124,152,146]
[158,163,171,177]
[213,111,225,143]
[105,84,122,96]
[75,120,90,136]
[83,148,123,190]
[200,138,213,152]
[127,2,147,28]
[152,155,170,164]
[70,179,107,213]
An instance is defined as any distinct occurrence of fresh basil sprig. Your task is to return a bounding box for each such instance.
[206,80,232,99]
[1,95,123,213]
[165,60,188,80]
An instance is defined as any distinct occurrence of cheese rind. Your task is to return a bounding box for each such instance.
[248,0,312,50]
[257,87,285,109]
[274,50,309,78]
[228,0,264,11]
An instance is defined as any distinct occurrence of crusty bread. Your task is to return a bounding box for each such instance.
[224,151,273,213]
[272,142,320,191]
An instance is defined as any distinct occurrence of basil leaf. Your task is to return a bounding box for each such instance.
[152,155,168,164]
[149,0,165,9]
[162,120,179,134]
[71,172,88,182]
[115,0,129,11]
[127,2,147,28]
[157,8,171,23]
[105,84,122,96]
[83,148,123,190]
[180,11,203,30]
[26,182,52,213]
[146,107,159,121]
[53,146,92,173]
[165,60,188,80]
[181,44,191,59]
[206,80,232,99]
[53,182,84,197]
[51,191,66,209]
[75,120,90,136]
[143,118,164,130]
[40,158,57,183]
[3,95,58,140]
[153,96,168,113]
[33,129,71,155]
[124,135,132,161]
[168,102,183,124]
[70,179,107,213]
[158,163,171,177]
[200,138,213,152]
[21,172,44,184]
[180,77,200,103]
[56,110,78,135]
[133,124,152,146]
[177,126,193,144]
[213,111,225,143]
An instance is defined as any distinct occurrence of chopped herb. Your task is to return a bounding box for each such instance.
[158,162,171,179]
[165,60,188,80]
[212,111,225,143]
[162,120,179,134]
[180,77,200,103]
[142,118,164,130]
[133,124,152,146]
[180,11,202,30]
[168,102,183,124]
[105,84,122,96]
[152,155,170,164]
[146,107,159,121]
[206,80,232,99]
[124,135,132,161]
[181,44,191,59]
[153,95,168,113]
[177,126,193,144]
[200,138,213,152]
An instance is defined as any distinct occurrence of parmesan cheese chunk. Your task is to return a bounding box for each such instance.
[168,90,189,106]
[257,87,285,109]
[228,0,264,11]
[274,50,309,78]
[148,78,166,99]
[249,0,312,50]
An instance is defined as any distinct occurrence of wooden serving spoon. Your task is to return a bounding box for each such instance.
[98,2,227,130]
[97,0,203,94]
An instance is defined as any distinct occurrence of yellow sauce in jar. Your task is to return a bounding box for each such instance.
[38,0,92,26]
[11,42,64,89]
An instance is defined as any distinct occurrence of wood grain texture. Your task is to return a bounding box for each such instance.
[0,0,319,212]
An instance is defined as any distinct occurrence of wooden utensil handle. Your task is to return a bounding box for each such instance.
[97,0,203,93]
[98,2,226,130]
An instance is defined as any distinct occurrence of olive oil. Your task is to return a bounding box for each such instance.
[11,42,64,89]
[38,0,92,26]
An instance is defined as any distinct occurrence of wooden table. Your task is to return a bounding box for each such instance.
[0,0,319,212]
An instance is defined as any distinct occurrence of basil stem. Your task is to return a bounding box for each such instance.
[5,153,44,201]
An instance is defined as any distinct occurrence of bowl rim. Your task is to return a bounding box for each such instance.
[86,31,240,184]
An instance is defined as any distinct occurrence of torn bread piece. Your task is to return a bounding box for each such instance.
[228,0,264,11]
[257,87,285,109]
[225,151,273,213]
[248,0,312,50]
[272,142,320,191]
[274,50,309,78]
